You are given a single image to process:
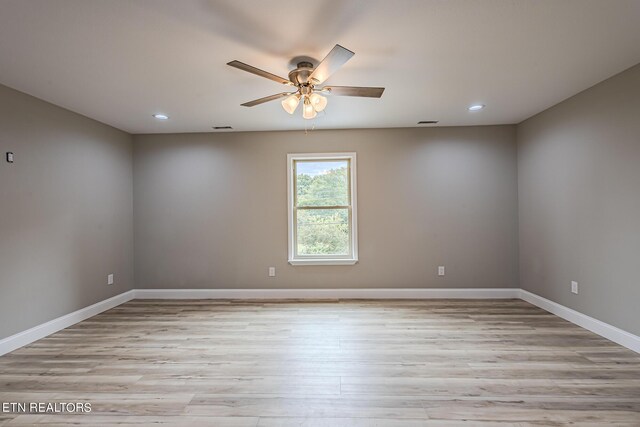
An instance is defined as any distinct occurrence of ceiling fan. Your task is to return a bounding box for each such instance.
[227,44,384,119]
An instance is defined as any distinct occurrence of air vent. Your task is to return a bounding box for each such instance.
[212,126,233,130]
[417,121,438,125]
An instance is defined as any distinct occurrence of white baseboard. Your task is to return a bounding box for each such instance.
[519,290,640,354]
[0,290,135,356]
[2,288,638,356]
[134,287,521,300]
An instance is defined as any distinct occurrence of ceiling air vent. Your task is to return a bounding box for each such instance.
[417,121,438,125]
[212,126,233,130]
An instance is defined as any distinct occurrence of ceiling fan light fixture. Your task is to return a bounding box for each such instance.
[227,44,384,121]
[281,94,300,114]
[309,93,327,112]
[302,97,317,120]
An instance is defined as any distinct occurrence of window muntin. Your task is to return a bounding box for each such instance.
[288,153,357,265]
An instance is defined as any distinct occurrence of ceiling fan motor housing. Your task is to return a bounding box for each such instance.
[288,61,315,87]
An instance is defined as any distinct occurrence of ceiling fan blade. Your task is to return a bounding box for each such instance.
[241,92,293,107]
[309,44,355,85]
[227,60,294,86]
[322,86,385,98]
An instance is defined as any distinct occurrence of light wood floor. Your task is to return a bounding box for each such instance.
[1,299,639,426]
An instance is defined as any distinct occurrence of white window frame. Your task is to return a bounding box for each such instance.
[287,152,358,266]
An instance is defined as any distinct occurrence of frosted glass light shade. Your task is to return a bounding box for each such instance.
[281,94,300,114]
[309,93,328,112]
[302,98,317,119]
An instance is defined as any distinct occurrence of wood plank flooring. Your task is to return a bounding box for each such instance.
[1,299,639,426]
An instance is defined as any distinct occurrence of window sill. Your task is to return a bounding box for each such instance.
[288,259,358,266]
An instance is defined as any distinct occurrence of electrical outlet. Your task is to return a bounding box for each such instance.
[438,266,445,276]
[6,152,14,163]
[268,267,276,277]
[107,274,114,285]
[571,281,578,294]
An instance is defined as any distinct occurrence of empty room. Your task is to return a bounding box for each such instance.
[1,0,639,425]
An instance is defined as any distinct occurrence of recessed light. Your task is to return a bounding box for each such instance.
[153,113,169,120]
[417,121,439,125]
[468,104,485,111]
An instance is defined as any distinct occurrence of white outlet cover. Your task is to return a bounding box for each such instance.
[438,266,445,276]
[268,267,276,277]
[107,274,114,285]
[571,281,578,294]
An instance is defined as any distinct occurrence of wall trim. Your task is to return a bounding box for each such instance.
[2,288,638,356]
[133,287,521,300]
[0,290,135,356]
[519,289,640,354]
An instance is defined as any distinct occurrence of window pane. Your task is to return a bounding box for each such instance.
[296,208,349,256]
[296,160,349,207]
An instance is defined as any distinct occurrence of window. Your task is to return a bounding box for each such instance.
[287,153,358,265]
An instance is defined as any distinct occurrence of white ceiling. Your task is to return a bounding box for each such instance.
[1,0,639,134]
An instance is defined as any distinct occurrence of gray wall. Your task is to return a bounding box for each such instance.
[0,84,134,339]
[134,126,519,290]
[518,64,640,335]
